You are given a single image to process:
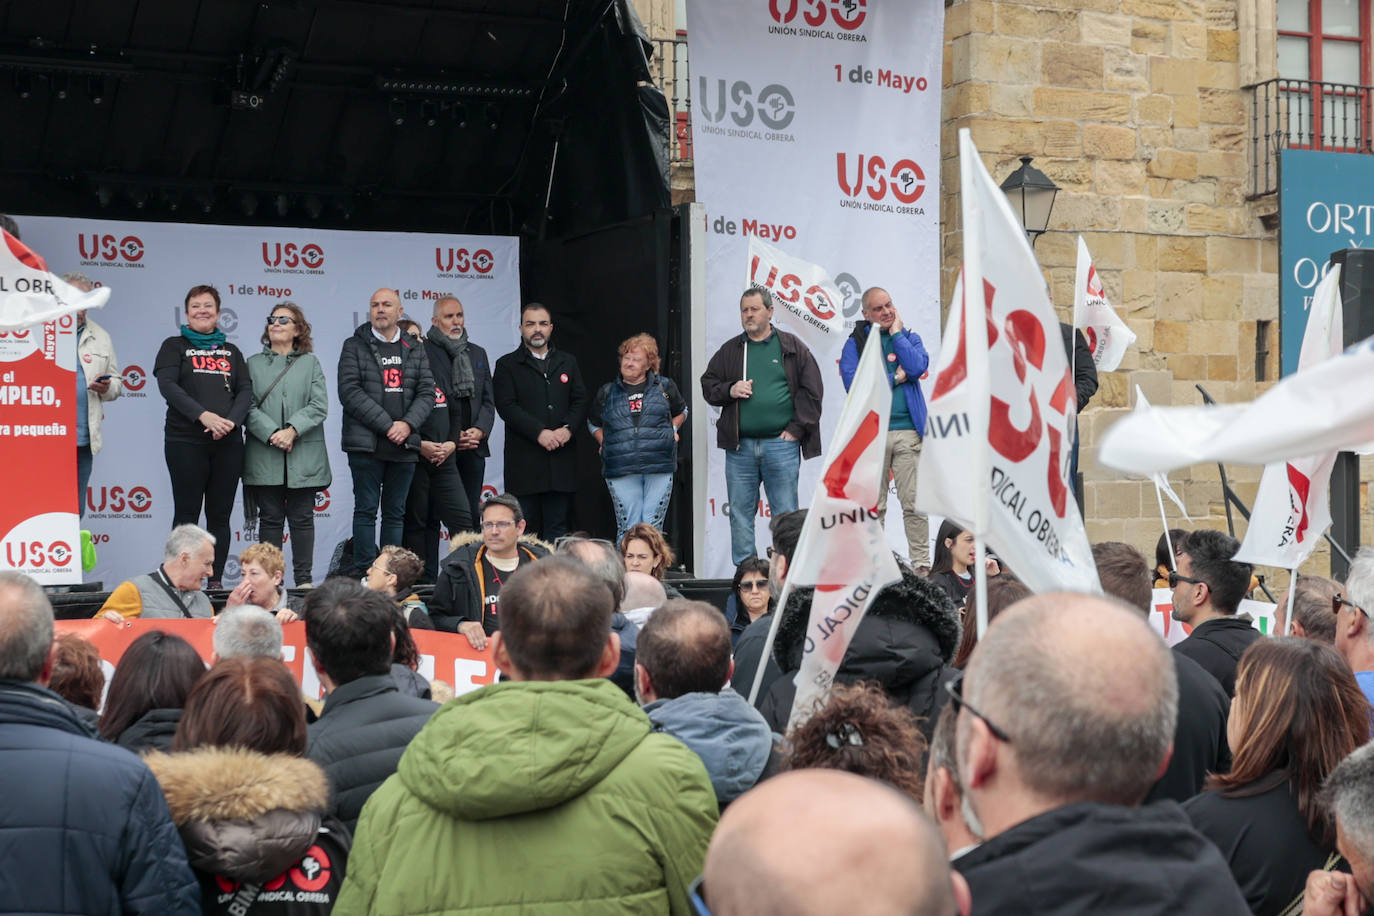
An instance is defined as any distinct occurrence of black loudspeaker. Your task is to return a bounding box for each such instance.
[1324,249,1372,580]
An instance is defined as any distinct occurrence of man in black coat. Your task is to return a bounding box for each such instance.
[338,287,435,575]
[437,295,497,531]
[1060,322,1098,503]
[492,303,587,540]
[403,296,481,581]
[304,579,439,834]
[953,593,1249,915]
[0,571,200,915]
[1170,528,1260,697]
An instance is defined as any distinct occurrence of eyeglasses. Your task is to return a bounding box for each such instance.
[1168,570,1206,589]
[1335,594,1370,618]
[688,876,711,916]
[367,561,390,576]
[766,546,775,559]
[739,579,769,592]
[481,520,515,532]
[944,670,1012,743]
[265,315,295,326]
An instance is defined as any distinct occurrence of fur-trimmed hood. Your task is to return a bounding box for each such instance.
[771,563,962,674]
[446,529,555,553]
[146,747,332,884]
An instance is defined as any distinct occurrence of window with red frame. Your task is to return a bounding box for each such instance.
[1278,0,1371,149]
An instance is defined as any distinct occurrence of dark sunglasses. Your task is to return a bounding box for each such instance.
[1334,594,1370,618]
[738,579,769,592]
[1168,570,1206,589]
[265,315,295,326]
[944,670,1012,743]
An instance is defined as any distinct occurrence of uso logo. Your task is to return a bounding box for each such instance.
[749,256,838,321]
[697,78,796,131]
[480,485,498,503]
[434,247,495,276]
[835,272,863,320]
[122,364,147,392]
[769,0,867,30]
[77,233,146,264]
[4,540,73,568]
[86,485,153,517]
[836,153,926,204]
[216,845,331,896]
[0,327,35,359]
[314,489,331,513]
[261,242,325,270]
[219,308,239,334]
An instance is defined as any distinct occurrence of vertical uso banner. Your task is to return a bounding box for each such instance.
[686,0,945,576]
[11,216,519,589]
[0,313,79,583]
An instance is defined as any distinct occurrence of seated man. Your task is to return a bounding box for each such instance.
[703,769,970,916]
[635,599,773,806]
[364,544,432,629]
[211,605,283,663]
[952,593,1250,914]
[98,524,215,622]
[430,492,547,645]
[621,570,667,628]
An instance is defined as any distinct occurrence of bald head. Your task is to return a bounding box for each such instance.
[622,571,666,613]
[704,770,964,916]
[960,593,1177,821]
[635,599,730,703]
[368,287,402,336]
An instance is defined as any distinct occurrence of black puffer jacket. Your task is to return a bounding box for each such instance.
[305,673,439,833]
[147,747,352,915]
[337,324,434,455]
[758,568,960,736]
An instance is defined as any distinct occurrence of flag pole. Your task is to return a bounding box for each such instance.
[974,536,990,638]
[1155,482,1175,569]
[1283,567,1298,636]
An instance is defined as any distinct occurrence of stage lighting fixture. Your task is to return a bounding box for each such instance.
[127,187,147,209]
[161,188,182,211]
[193,188,215,214]
[95,184,113,208]
[304,195,323,220]
[87,76,105,105]
[14,72,32,100]
[452,101,468,128]
[485,103,500,130]
[274,193,290,218]
[389,97,406,126]
[52,73,69,100]
[421,100,437,127]
[240,192,259,217]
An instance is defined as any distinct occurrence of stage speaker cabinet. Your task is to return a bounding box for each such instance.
[1325,248,1371,580]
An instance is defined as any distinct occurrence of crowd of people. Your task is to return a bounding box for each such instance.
[9,494,1374,914]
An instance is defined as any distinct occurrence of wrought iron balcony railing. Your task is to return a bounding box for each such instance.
[1249,77,1373,197]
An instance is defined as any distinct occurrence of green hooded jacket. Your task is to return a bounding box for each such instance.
[334,678,718,916]
[243,349,332,489]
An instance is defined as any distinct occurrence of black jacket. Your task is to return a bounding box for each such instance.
[1184,773,1330,916]
[418,336,495,459]
[700,327,825,458]
[730,611,784,704]
[0,679,200,915]
[954,801,1250,915]
[429,536,551,633]
[1147,652,1231,804]
[305,674,439,834]
[1060,323,1098,412]
[1174,616,1263,697]
[337,324,434,456]
[115,706,183,754]
[758,573,961,737]
[492,345,587,493]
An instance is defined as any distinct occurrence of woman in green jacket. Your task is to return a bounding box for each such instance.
[245,302,331,587]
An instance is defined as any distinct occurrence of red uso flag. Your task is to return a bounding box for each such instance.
[781,327,901,729]
[1073,236,1135,372]
[745,235,846,354]
[1233,265,1343,571]
[0,229,109,330]
[916,130,1101,600]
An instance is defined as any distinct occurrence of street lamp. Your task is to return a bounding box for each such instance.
[999,156,1059,247]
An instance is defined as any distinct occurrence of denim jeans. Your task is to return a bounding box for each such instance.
[725,436,801,564]
[77,446,93,519]
[348,453,416,573]
[606,472,674,543]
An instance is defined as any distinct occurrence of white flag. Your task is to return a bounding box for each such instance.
[745,236,846,354]
[1073,236,1136,372]
[1100,334,1374,474]
[0,231,109,330]
[1134,388,1191,520]
[1233,266,1343,569]
[785,329,901,730]
[916,131,1100,595]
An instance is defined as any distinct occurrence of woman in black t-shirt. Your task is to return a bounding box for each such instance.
[927,519,999,608]
[154,284,254,585]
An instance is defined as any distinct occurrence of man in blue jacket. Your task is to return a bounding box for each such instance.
[0,571,200,915]
[838,287,931,566]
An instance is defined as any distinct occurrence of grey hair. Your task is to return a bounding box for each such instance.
[554,537,626,608]
[1343,548,1374,643]
[1324,742,1374,859]
[0,571,54,681]
[963,593,1178,806]
[61,270,92,286]
[928,702,982,840]
[164,524,215,563]
[1285,574,1341,644]
[213,606,283,660]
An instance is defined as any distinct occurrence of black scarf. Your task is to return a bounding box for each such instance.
[426,325,475,398]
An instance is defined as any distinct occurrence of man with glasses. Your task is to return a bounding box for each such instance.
[429,492,548,647]
[1170,529,1259,697]
[1333,547,1374,706]
[951,593,1250,914]
[838,286,931,566]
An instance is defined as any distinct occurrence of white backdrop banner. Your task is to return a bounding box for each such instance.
[11,216,520,589]
[686,0,945,576]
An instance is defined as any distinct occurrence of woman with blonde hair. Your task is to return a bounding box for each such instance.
[1184,638,1371,915]
[224,541,304,622]
[588,333,687,541]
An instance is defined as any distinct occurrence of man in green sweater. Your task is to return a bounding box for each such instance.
[335,556,718,916]
[701,287,824,565]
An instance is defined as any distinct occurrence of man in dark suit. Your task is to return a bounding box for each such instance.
[492,303,587,540]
